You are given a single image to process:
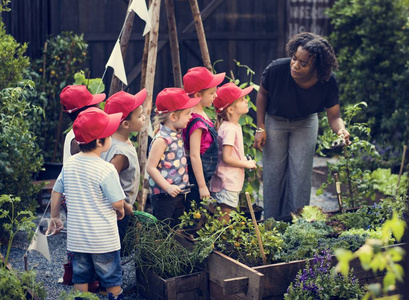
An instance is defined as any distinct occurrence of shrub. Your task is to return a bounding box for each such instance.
[327,0,409,169]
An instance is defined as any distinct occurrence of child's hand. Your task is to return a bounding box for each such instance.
[116,208,125,220]
[46,217,63,236]
[245,160,257,169]
[124,202,134,215]
[199,186,210,199]
[166,185,182,197]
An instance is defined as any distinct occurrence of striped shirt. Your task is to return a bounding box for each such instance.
[53,155,125,253]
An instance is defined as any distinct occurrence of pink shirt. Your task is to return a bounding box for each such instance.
[210,121,245,192]
[182,113,214,155]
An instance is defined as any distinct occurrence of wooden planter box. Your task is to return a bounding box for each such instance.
[208,244,404,300]
[136,268,208,300]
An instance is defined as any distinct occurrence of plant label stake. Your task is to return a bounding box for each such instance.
[245,192,267,265]
[334,173,343,211]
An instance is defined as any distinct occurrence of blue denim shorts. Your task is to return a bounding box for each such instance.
[72,250,122,288]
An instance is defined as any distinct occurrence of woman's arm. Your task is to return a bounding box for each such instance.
[222,145,256,169]
[326,104,350,143]
[146,138,182,197]
[189,128,209,199]
[253,84,269,150]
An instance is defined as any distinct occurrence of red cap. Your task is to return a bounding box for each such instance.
[183,67,225,95]
[155,88,201,114]
[60,85,106,113]
[104,89,147,121]
[73,107,123,144]
[213,83,254,113]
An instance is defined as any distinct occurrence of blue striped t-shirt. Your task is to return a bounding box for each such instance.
[53,154,125,253]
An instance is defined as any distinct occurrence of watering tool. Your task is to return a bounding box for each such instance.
[331,134,346,149]
[133,210,157,224]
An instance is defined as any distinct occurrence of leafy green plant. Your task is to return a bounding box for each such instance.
[0,82,44,211]
[58,290,99,300]
[31,32,89,162]
[292,205,327,222]
[327,0,409,170]
[317,102,379,207]
[0,268,46,300]
[366,168,409,197]
[335,212,406,298]
[73,71,105,95]
[0,195,36,266]
[285,250,366,300]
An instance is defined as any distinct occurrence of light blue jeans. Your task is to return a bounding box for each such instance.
[263,113,318,219]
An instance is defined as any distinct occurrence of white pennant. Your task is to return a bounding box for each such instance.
[28,219,51,262]
[129,0,151,36]
[105,40,128,86]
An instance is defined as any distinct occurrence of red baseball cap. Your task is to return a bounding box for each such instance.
[155,88,201,114]
[183,67,225,95]
[60,85,106,113]
[213,82,254,113]
[73,107,123,144]
[104,89,147,121]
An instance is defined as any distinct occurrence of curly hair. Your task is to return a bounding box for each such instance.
[286,32,338,81]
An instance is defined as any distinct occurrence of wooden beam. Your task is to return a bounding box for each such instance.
[164,0,183,88]
[182,0,225,34]
[222,277,249,296]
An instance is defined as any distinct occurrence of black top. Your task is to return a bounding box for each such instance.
[261,58,339,119]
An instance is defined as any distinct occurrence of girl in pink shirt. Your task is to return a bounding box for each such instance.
[182,67,225,210]
[210,83,257,223]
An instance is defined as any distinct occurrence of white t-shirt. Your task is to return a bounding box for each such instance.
[53,155,125,253]
[63,129,75,164]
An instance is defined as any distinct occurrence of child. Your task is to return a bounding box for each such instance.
[59,84,106,287]
[182,67,225,210]
[210,83,257,223]
[146,88,201,227]
[47,107,126,300]
[101,89,147,246]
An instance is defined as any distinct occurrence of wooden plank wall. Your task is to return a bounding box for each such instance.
[2,0,286,101]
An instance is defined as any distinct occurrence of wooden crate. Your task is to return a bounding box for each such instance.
[136,269,208,300]
[208,244,404,300]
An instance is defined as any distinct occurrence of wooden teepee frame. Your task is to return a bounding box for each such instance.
[110,0,214,211]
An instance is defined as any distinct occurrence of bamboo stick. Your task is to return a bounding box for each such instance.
[188,0,212,70]
[137,0,161,211]
[164,0,183,88]
[245,192,266,265]
[334,173,343,211]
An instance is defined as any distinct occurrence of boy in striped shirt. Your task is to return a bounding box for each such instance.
[47,108,126,300]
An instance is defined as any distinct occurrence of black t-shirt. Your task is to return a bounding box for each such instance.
[261,58,339,119]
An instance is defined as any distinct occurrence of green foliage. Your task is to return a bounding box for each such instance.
[0,21,30,91]
[31,32,89,162]
[58,290,99,300]
[285,250,366,300]
[73,71,105,95]
[317,102,380,207]
[292,205,327,222]
[0,268,46,299]
[0,195,36,267]
[327,0,409,169]
[0,83,44,210]
[367,168,409,197]
[339,227,394,245]
[335,212,406,298]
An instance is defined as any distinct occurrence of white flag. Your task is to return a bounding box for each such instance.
[28,219,51,262]
[129,0,151,35]
[105,40,128,86]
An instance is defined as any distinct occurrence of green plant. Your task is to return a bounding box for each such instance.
[0,82,44,211]
[31,32,89,162]
[366,168,409,197]
[73,71,105,95]
[0,195,36,266]
[317,102,379,207]
[327,0,409,170]
[335,212,406,298]
[285,250,366,300]
[58,290,99,300]
[291,205,327,222]
[0,268,46,299]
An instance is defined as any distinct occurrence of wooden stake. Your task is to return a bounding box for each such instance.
[245,192,266,265]
[137,0,161,211]
[109,0,135,96]
[164,0,183,87]
[334,173,343,211]
[188,0,212,70]
[396,145,407,197]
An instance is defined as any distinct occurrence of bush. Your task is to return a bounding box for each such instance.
[327,0,409,170]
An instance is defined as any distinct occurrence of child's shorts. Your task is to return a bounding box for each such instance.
[212,189,240,208]
[72,250,122,288]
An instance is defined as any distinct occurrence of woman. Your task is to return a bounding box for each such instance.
[253,32,350,219]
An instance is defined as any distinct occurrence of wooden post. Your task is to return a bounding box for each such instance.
[137,0,161,211]
[109,1,135,96]
[188,0,212,70]
[164,0,183,88]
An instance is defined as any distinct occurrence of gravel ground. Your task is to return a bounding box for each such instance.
[2,156,338,299]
